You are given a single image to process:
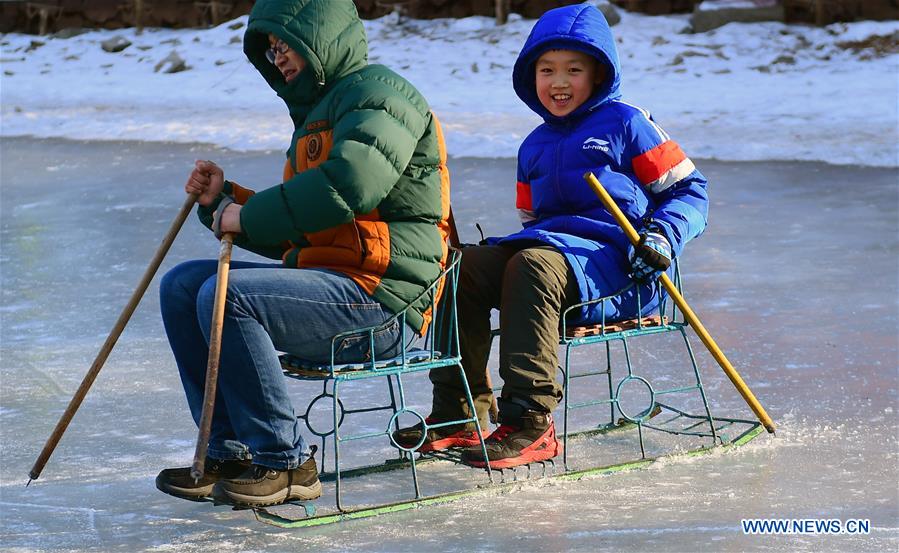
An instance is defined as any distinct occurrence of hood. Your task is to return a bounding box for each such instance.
[512,3,621,124]
[244,0,368,121]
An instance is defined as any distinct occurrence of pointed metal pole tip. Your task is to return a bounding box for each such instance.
[25,478,33,487]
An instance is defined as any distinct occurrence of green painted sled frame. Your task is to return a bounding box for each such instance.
[257,249,770,528]
[254,415,763,528]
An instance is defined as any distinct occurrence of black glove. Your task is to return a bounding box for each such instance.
[627,229,672,282]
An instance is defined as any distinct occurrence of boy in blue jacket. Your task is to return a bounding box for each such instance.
[395,3,709,468]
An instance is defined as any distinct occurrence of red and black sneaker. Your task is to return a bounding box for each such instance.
[392,417,489,453]
[460,410,562,469]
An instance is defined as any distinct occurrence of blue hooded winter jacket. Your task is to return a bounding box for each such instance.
[493,3,709,324]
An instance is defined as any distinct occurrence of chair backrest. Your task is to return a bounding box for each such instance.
[560,257,689,339]
[418,247,462,361]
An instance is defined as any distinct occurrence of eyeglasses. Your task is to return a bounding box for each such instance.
[265,40,290,64]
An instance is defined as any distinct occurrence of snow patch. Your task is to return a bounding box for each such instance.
[1,9,897,166]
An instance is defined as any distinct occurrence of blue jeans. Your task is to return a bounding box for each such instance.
[159,259,403,470]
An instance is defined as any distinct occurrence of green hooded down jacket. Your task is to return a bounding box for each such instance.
[199,0,451,333]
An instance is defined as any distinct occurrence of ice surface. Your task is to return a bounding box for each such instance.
[1,138,897,551]
[1,6,897,166]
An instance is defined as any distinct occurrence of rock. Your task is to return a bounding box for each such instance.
[154,50,189,73]
[837,31,899,58]
[230,35,241,44]
[598,2,621,26]
[772,54,796,65]
[101,36,132,53]
[25,40,45,52]
[53,28,89,39]
[689,5,785,33]
[671,50,710,65]
[228,21,245,30]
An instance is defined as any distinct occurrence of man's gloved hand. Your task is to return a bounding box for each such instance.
[628,229,672,282]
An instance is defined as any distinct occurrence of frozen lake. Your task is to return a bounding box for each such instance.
[1,137,897,551]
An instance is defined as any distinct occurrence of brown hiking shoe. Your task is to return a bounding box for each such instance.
[391,417,489,452]
[155,457,251,501]
[211,454,322,508]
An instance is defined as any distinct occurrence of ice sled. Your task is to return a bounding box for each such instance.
[236,246,765,528]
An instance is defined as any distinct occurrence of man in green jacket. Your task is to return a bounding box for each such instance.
[155,0,452,508]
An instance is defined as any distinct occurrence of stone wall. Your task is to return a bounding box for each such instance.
[609,0,699,16]
[0,0,585,34]
[1,0,895,35]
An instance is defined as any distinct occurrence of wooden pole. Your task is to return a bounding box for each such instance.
[28,194,199,483]
[583,172,776,434]
[191,233,235,480]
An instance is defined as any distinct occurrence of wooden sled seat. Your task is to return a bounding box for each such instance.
[565,315,668,338]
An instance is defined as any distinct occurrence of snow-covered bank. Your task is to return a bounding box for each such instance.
[1,7,897,166]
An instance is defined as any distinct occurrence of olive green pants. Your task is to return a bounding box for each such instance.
[430,244,578,427]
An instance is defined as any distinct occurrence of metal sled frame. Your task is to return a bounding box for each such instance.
[558,261,722,469]
[278,248,494,513]
[244,255,767,528]
[254,418,761,528]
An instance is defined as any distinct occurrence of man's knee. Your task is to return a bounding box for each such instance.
[195,274,224,320]
[160,259,213,306]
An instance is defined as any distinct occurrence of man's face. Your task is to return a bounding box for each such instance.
[535,49,605,117]
[268,34,306,83]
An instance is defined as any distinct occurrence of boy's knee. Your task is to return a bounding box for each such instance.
[508,247,564,281]
[458,245,503,289]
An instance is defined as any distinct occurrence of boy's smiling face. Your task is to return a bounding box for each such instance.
[535,49,605,117]
[268,33,306,83]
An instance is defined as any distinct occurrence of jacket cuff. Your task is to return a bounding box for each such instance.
[647,219,681,257]
[197,192,229,229]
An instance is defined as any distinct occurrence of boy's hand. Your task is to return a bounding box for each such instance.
[628,230,671,282]
[185,160,225,207]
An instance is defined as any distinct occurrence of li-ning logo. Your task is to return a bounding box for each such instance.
[583,137,610,152]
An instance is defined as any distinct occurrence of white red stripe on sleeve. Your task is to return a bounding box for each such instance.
[632,140,695,194]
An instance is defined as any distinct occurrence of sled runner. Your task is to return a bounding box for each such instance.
[254,417,762,528]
